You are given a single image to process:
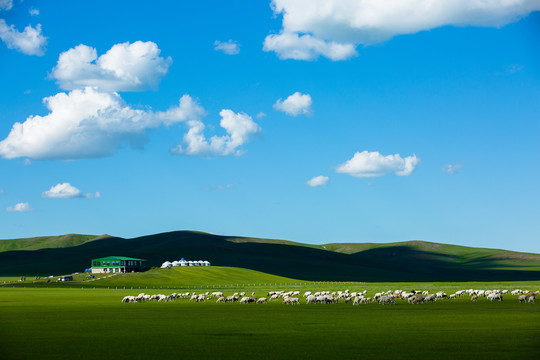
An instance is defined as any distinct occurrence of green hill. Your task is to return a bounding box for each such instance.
[0,234,109,252]
[92,266,299,288]
[0,231,539,281]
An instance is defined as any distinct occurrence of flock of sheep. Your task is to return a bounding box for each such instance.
[121,288,537,305]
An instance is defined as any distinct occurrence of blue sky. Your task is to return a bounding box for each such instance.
[0,0,539,252]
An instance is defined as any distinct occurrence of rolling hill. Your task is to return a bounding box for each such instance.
[0,234,109,252]
[0,230,539,281]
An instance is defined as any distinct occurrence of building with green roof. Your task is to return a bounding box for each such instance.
[91,256,147,274]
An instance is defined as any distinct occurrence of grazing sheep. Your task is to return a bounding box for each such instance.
[487,293,503,302]
[470,295,478,302]
[257,297,267,304]
[518,295,527,303]
[528,295,535,303]
[379,296,396,305]
[216,296,225,303]
[283,297,299,305]
[435,291,447,299]
[306,295,317,304]
[240,296,255,304]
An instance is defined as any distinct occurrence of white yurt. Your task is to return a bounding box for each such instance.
[161,261,172,268]
[203,261,211,266]
[179,258,188,266]
[171,260,179,267]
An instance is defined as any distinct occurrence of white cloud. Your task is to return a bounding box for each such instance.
[42,182,99,199]
[0,0,12,11]
[336,151,420,178]
[0,189,4,194]
[29,8,39,16]
[171,109,261,156]
[256,112,267,119]
[307,175,329,187]
[51,41,172,92]
[0,88,205,160]
[273,92,312,116]
[263,31,357,61]
[6,202,32,212]
[442,163,463,175]
[157,94,207,126]
[265,0,540,60]
[0,19,47,55]
[214,40,240,55]
[0,88,260,160]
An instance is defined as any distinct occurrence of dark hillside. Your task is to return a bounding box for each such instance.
[1,231,539,281]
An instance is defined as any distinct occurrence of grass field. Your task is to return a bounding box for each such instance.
[0,283,538,360]
[4,267,540,293]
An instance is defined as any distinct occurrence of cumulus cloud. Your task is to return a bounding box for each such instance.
[29,8,39,16]
[0,19,47,55]
[214,40,240,55]
[171,109,261,156]
[273,92,312,116]
[0,0,12,11]
[336,151,420,178]
[42,183,100,199]
[6,202,32,212]
[0,88,205,160]
[265,0,540,60]
[51,41,172,92]
[307,175,329,187]
[263,31,357,61]
[442,163,463,175]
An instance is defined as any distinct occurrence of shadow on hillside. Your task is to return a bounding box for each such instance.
[0,231,539,282]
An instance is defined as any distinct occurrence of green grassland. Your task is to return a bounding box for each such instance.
[0,283,538,360]
[0,233,108,252]
[3,267,540,296]
[1,231,540,281]
[0,267,302,288]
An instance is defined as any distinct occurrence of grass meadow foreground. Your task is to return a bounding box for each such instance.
[1,281,539,360]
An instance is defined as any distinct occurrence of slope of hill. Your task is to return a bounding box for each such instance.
[0,234,109,252]
[0,231,539,281]
[93,266,300,288]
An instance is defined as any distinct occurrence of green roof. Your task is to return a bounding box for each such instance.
[92,256,146,261]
